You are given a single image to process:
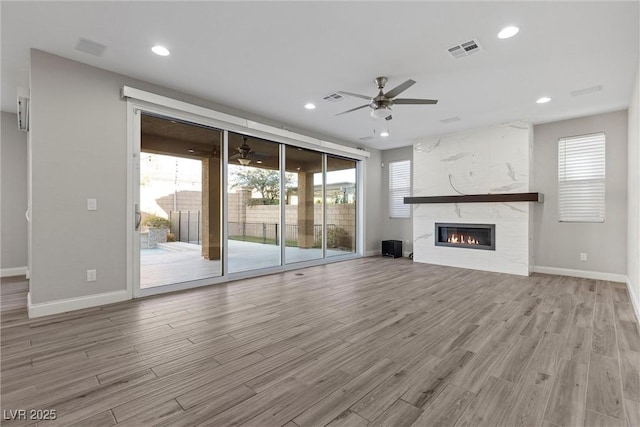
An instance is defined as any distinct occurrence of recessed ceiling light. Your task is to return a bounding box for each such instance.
[151,45,170,56]
[498,26,519,39]
[380,130,390,137]
[536,96,551,104]
[304,103,316,110]
[256,160,263,164]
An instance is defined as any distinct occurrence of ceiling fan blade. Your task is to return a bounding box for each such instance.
[384,79,416,99]
[336,104,370,116]
[188,148,219,158]
[230,153,241,160]
[393,98,438,105]
[338,91,372,101]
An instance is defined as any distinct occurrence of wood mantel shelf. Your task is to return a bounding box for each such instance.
[404,192,543,204]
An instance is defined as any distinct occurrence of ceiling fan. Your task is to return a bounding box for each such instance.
[337,76,438,120]
[230,137,262,166]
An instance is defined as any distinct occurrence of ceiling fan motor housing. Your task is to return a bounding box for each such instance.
[238,140,252,155]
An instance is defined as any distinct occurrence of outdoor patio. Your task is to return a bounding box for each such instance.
[140,240,350,288]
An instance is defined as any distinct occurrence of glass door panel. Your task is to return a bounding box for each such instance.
[326,155,357,256]
[284,146,323,264]
[227,133,281,273]
[139,113,222,288]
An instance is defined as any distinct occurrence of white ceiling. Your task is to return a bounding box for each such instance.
[2,1,638,150]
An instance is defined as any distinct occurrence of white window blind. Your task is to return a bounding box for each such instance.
[558,132,605,222]
[389,160,411,218]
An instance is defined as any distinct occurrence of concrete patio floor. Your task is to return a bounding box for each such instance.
[141,240,352,288]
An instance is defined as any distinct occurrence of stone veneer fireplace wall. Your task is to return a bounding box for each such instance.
[412,122,534,276]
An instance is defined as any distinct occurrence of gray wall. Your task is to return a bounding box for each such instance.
[533,110,628,275]
[364,149,382,256]
[29,50,383,304]
[380,146,413,256]
[628,64,639,310]
[1,112,28,272]
[30,50,128,303]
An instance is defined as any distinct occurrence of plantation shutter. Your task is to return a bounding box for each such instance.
[558,132,605,222]
[389,160,411,218]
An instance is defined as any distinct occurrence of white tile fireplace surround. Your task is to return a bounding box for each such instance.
[412,122,534,276]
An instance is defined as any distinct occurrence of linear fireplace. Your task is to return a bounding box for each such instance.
[435,223,495,250]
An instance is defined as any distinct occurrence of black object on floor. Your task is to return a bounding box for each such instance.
[382,240,402,258]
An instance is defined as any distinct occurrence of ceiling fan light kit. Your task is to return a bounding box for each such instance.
[230,136,269,166]
[371,108,392,120]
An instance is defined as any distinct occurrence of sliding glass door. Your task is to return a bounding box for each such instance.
[138,113,222,289]
[226,132,281,274]
[225,141,359,273]
[326,156,357,256]
[285,146,324,264]
[132,106,361,294]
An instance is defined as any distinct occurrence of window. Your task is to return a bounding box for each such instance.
[558,132,605,222]
[389,160,411,218]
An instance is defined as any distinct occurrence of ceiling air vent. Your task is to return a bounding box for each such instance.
[440,116,461,124]
[75,37,107,57]
[323,92,345,102]
[358,136,374,141]
[571,85,603,97]
[448,39,481,59]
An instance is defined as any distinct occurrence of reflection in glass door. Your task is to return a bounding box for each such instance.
[285,146,323,264]
[139,113,222,288]
[227,133,281,273]
[326,156,357,256]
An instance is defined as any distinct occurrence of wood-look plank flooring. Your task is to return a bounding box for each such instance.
[1,258,639,426]
[1,275,28,312]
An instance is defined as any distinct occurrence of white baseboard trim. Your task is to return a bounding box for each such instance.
[626,277,640,324]
[532,266,627,283]
[1,266,28,278]
[364,250,413,258]
[27,290,130,318]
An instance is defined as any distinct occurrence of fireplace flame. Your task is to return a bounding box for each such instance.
[447,233,479,245]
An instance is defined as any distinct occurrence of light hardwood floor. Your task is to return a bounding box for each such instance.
[1,257,639,426]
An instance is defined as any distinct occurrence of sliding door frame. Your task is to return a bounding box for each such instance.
[279,144,287,267]
[125,87,368,298]
[127,101,229,298]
